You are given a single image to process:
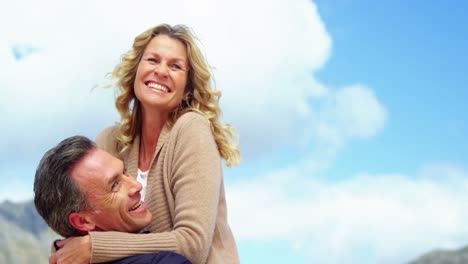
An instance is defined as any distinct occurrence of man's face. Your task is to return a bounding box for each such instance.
[70,148,152,232]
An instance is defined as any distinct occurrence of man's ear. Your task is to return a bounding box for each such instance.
[69,212,96,233]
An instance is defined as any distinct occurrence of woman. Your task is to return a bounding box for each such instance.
[53,24,241,264]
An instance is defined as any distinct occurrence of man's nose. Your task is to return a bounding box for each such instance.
[126,176,142,196]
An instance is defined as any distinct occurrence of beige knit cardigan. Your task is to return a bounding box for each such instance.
[91,112,239,264]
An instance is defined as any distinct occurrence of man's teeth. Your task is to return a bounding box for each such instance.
[147,83,169,92]
[129,201,142,211]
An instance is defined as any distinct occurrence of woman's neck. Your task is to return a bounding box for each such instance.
[138,108,167,171]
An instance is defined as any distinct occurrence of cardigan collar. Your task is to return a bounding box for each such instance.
[124,122,171,178]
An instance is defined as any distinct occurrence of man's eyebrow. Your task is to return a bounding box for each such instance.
[107,173,120,186]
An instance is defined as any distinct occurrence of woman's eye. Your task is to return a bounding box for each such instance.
[170,64,182,70]
[148,58,158,63]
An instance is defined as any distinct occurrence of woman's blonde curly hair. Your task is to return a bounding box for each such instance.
[111,24,240,166]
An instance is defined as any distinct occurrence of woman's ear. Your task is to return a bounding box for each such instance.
[68,212,96,234]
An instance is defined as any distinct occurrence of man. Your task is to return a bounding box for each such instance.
[34,136,190,264]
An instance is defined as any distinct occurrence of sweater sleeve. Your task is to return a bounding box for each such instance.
[89,231,178,262]
[169,114,222,263]
[89,113,222,264]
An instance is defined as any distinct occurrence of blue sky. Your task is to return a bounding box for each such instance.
[1,0,467,263]
[314,0,468,177]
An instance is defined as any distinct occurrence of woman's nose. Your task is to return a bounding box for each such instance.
[154,63,169,78]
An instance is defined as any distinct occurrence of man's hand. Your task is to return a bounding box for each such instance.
[49,235,91,264]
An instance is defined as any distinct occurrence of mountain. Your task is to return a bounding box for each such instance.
[0,199,60,263]
[408,246,468,264]
[3,199,468,264]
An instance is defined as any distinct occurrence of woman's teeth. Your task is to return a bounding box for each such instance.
[147,82,168,92]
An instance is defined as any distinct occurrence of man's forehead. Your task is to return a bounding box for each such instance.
[70,148,115,184]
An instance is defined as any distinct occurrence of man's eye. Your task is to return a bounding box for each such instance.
[112,180,121,192]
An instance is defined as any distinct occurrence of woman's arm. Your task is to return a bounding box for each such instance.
[57,113,222,264]
[49,236,91,264]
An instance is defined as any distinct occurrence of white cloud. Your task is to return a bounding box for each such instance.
[291,83,387,174]
[228,163,468,263]
[310,84,387,145]
[0,0,340,163]
[0,0,389,168]
[0,41,15,63]
[1,2,463,264]
[332,85,388,138]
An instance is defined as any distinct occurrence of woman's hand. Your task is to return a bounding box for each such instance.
[49,235,91,264]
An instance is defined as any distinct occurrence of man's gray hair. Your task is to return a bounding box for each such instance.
[34,135,95,237]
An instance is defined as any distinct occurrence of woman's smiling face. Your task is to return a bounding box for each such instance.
[134,34,189,115]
